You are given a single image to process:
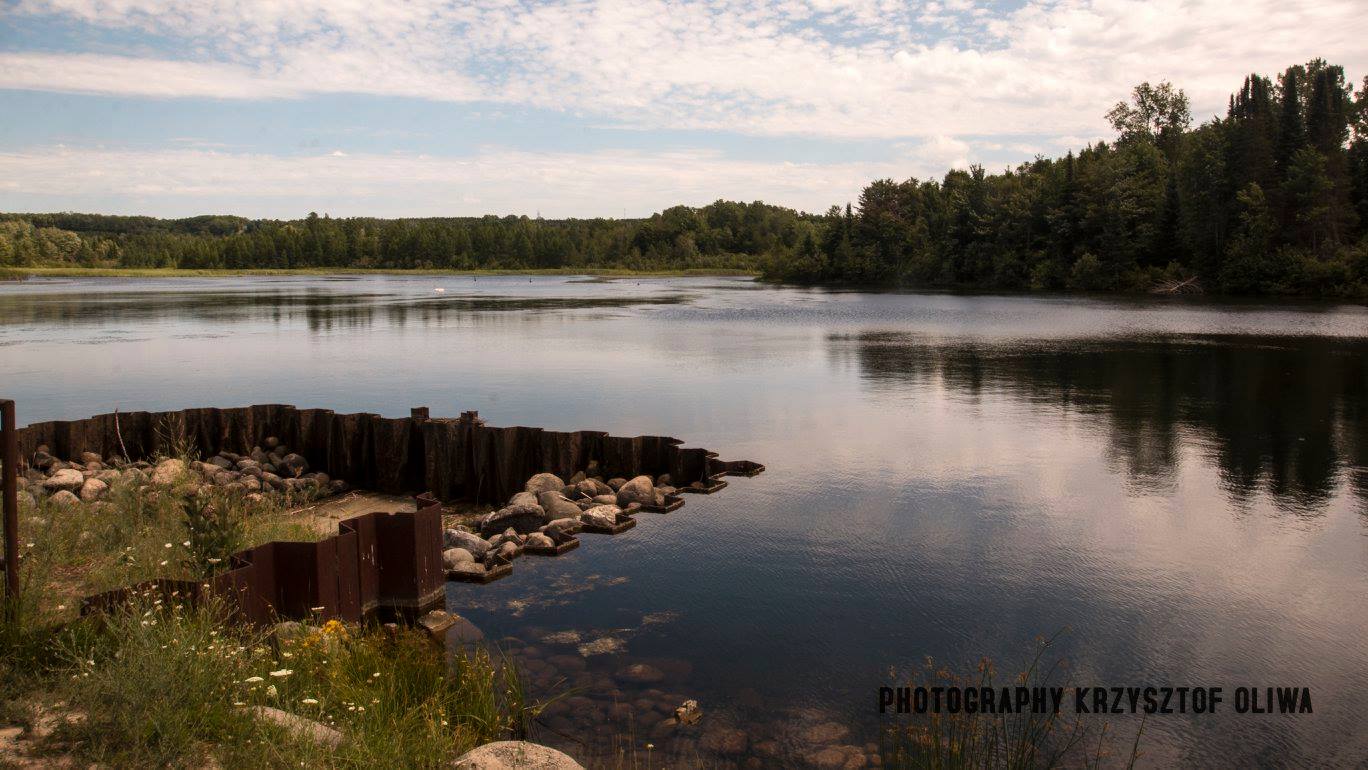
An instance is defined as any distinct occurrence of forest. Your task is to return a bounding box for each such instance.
[2,59,1365,297]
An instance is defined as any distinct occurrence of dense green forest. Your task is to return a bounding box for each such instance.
[3,60,1366,297]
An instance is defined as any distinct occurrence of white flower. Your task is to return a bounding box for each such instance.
[159,560,168,566]
[182,541,191,547]
[266,685,278,698]
[269,669,293,678]
[164,543,173,549]
[301,698,319,705]
[244,676,264,683]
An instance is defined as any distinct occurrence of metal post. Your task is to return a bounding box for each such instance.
[2,399,18,616]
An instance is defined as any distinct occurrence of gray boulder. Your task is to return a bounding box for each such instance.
[41,468,84,494]
[615,475,656,507]
[524,473,565,496]
[508,491,539,508]
[453,741,584,769]
[442,548,476,570]
[606,477,627,491]
[79,477,109,501]
[580,505,621,528]
[525,532,555,549]
[537,491,583,520]
[150,458,186,486]
[49,490,80,507]
[544,517,582,541]
[479,504,546,536]
[206,456,234,470]
[279,453,308,477]
[591,494,617,506]
[495,541,521,561]
[444,529,492,560]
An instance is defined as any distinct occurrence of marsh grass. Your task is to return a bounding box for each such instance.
[880,635,1144,770]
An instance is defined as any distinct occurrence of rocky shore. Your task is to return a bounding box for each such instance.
[441,468,675,580]
[16,438,345,509]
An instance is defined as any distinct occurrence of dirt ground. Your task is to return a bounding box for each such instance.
[287,490,489,535]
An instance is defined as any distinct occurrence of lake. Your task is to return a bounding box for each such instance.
[2,275,1366,766]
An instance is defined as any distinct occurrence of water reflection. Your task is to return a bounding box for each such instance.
[836,332,1367,513]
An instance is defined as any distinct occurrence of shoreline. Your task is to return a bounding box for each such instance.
[1,266,759,279]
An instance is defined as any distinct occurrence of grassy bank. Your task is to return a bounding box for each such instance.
[1,265,758,280]
[0,458,531,767]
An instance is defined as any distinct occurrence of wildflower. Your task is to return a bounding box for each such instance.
[281,651,294,658]
[371,672,381,679]
[269,669,293,678]
[357,706,365,712]
[233,701,246,707]
[302,698,319,705]
[164,543,173,549]
[56,604,66,611]
[207,558,221,564]
[159,560,168,566]
[244,676,264,683]
[182,540,190,547]
[267,684,278,698]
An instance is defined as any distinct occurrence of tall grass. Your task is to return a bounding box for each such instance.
[880,634,1144,770]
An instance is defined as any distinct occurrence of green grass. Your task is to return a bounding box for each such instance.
[5,265,759,279]
[1,461,532,768]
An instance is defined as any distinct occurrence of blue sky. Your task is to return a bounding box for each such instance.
[1,0,1364,219]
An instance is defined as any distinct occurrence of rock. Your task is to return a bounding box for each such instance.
[675,699,702,724]
[568,471,586,485]
[41,468,84,494]
[150,459,186,486]
[263,436,280,450]
[95,469,120,484]
[590,494,617,506]
[261,472,286,491]
[606,477,627,491]
[250,447,269,464]
[328,479,351,494]
[544,518,582,541]
[615,476,656,507]
[78,477,108,501]
[701,727,748,755]
[524,473,565,496]
[49,490,80,507]
[442,548,476,570]
[444,529,492,560]
[240,476,262,493]
[453,741,584,769]
[124,467,149,486]
[508,491,539,508]
[525,532,554,549]
[803,721,851,745]
[574,480,600,498]
[656,474,672,486]
[579,505,621,528]
[616,663,665,684]
[479,504,546,537]
[495,541,521,560]
[657,485,677,496]
[78,451,102,466]
[250,706,343,749]
[279,453,308,477]
[537,491,583,520]
[811,747,849,769]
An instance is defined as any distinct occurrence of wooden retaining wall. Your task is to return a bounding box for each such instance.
[16,403,737,505]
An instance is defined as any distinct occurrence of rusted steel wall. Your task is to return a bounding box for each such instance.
[18,404,719,504]
[82,496,445,626]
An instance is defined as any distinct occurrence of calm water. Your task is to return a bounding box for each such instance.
[2,275,1366,766]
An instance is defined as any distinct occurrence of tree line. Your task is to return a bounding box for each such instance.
[2,59,1365,297]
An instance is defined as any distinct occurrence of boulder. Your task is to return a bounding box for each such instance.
[328,479,351,494]
[656,474,673,486]
[261,472,286,491]
[524,473,565,496]
[250,447,269,464]
[568,471,586,484]
[453,741,584,770]
[442,548,476,570]
[79,451,103,466]
[590,494,617,506]
[479,504,546,537]
[279,453,309,477]
[206,456,234,470]
[78,477,108,501]
[544,517,582,541]
[150,458,186,486]
[508,491,539,508]
[525,532,555,549]
[263,436,281,450]
[536,491,582,520]
[444,529,492,560]
[41,468,84,494]
[580,505,621,529]
[616,663,665,684]
[250,706,342,749]
[615,476,656,507]
[495,541,521,561]
[606,477,627,491]
[48,490,80,507]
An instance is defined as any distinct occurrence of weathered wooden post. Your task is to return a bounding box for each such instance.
[2,399,19,619]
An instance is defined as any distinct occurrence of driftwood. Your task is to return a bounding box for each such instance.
[1151,276,1203,295]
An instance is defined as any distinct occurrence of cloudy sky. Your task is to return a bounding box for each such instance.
[0,0,1364,219]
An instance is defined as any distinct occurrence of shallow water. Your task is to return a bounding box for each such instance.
[2,275,1366,766]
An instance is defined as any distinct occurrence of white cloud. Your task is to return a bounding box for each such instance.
[4,0,1364,140]
[0,145,918,217]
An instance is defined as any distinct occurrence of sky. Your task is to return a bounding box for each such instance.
[0,0,1365,220]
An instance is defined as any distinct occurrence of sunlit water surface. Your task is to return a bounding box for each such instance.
[2,275,1366,766]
